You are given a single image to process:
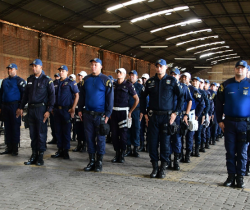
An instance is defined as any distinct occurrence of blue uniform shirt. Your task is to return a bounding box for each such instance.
[179,82,192,112]
[78,73,114,118]
[20,72,55,112]
[54,77,79,107]
[204,89,214,116]
[128,81,143,108]
[0,76,26,108]
[140,74,184,114]
[216,77,250,122]
[199,89,210,115]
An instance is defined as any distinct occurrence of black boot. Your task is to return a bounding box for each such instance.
[63,149,70,159]
[215,136,220,142]
[212,138,216,145]
[47,138,57,144]
[133,146,140,158]
[236,175,245,188]
[0,144,12,155]
[24,150,38,165]
[84,154,95,171]
[173,153,180,171]
[111,151,120,163]
[138,140,144,152]
[223,174,235,187]
[82,141,87,152]
[51,149,63,158]
[179,149,185,162]
[119,150,125,163]
[246,162,250,176]
[199,141,205,153]
[72,140,82,152]
[158,162,167,179]
[12,143,18,156]
[124,146,132,157]
[150,161,158,178]
[209,138,212,145]
[205,139,210,149]
[190,147,194,156]
[95,154,103,172]
[145,143,149,152]
[194,146,200,157]
[36,151,44,166]
[185,150,191,163]
[167,154,172,169]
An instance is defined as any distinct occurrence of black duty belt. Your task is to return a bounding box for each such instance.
[84,110,104,116]
[28,103,45,108]
[148,110,172,116]
[225,116,250,122]
[54,105,71,110]
[2,101,19,105]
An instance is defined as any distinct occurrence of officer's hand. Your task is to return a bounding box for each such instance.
[105,116,109,124]
[78,111,82,121]
[140,113,143,121]
[183,115,188,125]
[212,115,214,121]
[43,111,50,123]
[128,112,132,119]
[51,109,54,115]
[68,108,75,119]
[170,113,177,125]
[195,116,198,120]
[202,115,205,125]
[219,122,225,133]
[16,109,22,118]
[144,114,149,127]
[209,116,211,121]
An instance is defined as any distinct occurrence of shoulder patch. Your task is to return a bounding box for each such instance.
[219,84,224,92]
[106,80,112,87]
[74,82,77,86]
[49,80,53,84]
[81,80,84,85]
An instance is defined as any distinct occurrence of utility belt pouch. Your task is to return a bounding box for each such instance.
[180,121,189,136]
[168,122,179,135]
[22,110,29,129]
[238,131,248,143]
[160,123,169,134]
[99,116,110,136]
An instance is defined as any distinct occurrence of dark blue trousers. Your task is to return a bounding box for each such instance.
[140,116,146,142]
[195,116,203,147]
[83,113,105,155]
[28,106,47,152]
[201,126,207,143]
[127,109,140,147]
[54,109,71,150]
[224,119,249,175]
[147,114,171,162]
[50,113,56,139]
[206,126,211,140]
[170,115,182,154]
[186,130,195,151]
[2,103,21,144]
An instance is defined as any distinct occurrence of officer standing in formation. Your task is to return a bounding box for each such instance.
[217,60,250,188]
[51,65,79,159]
[78,58,113,172]
[140,59,184,178]
[18,59,55,166]
[110,68,139,163]
[0,63,26,156]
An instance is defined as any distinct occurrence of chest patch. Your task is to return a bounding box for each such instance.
[28,82,32,85]
[243,90,248,95]
[166,80,171,84]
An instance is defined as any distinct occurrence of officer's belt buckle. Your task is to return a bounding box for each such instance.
[148,110,153,117]
[58,106,63,109]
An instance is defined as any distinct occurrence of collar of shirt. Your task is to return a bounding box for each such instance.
[154,73,168,81]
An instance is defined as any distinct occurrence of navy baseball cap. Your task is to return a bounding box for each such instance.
[54,73,60,77]
[6,63,18,69]
[90,58,102,65]
[170,68,180,75]
[192,76,201,82]
[58,65,68,71]
[247,65,250,71]
[108,75,114,80]
[235,60,248,68]
[30,59,42,66]
[211,82,216,86]
[155,59,167,66]
[204,79,210,84]
[129,70,138,76]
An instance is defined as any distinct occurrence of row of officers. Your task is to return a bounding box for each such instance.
[0,58,249,189]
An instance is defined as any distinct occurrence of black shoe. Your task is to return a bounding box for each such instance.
[36,151,44,166]
[95,154,103,172]
[212,138,216,145]
[47,138,57,144]
[24,150,38,165]
[72,141,82,152]
[236,175,245,188]
[158,162,167,179]
[145,143,149,152]
[106,135,111,143]
[209,138,212,145]
[124,146,132,157]
[246,162,250,176]
[150,161,158,178]
[179,150,185,163]
[0,144,12,155]
[173,153,180,171]
[223,174,235,187]
[111,151,120,163]
[215,137,220,142]
[84,154,95,171]
[138,141,144,152]
[133,147,140,158]
[194,147,200,157]
[185,150,191,163]
[119,150,125,163]
[11,143,19,156]
[199,141,205,153]
[190,148,194,156]
[205,140,210,149]
[167,154,172,169]
[63,150,70,159]
[51,149,63,158]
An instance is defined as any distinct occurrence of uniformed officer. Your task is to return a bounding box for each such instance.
[19,59,55,166]
[78,58,114,172]
[169,68,192,170]
[0,63,26,156]
[69,74,76,81]
[48,73,60,145]
[69,74,77,142]
[51,65,79,159]
[138,78,142,84]
[216,60,250,188]
[72,71,87,152]
[209,82,218,145]
[140,59,184,178]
